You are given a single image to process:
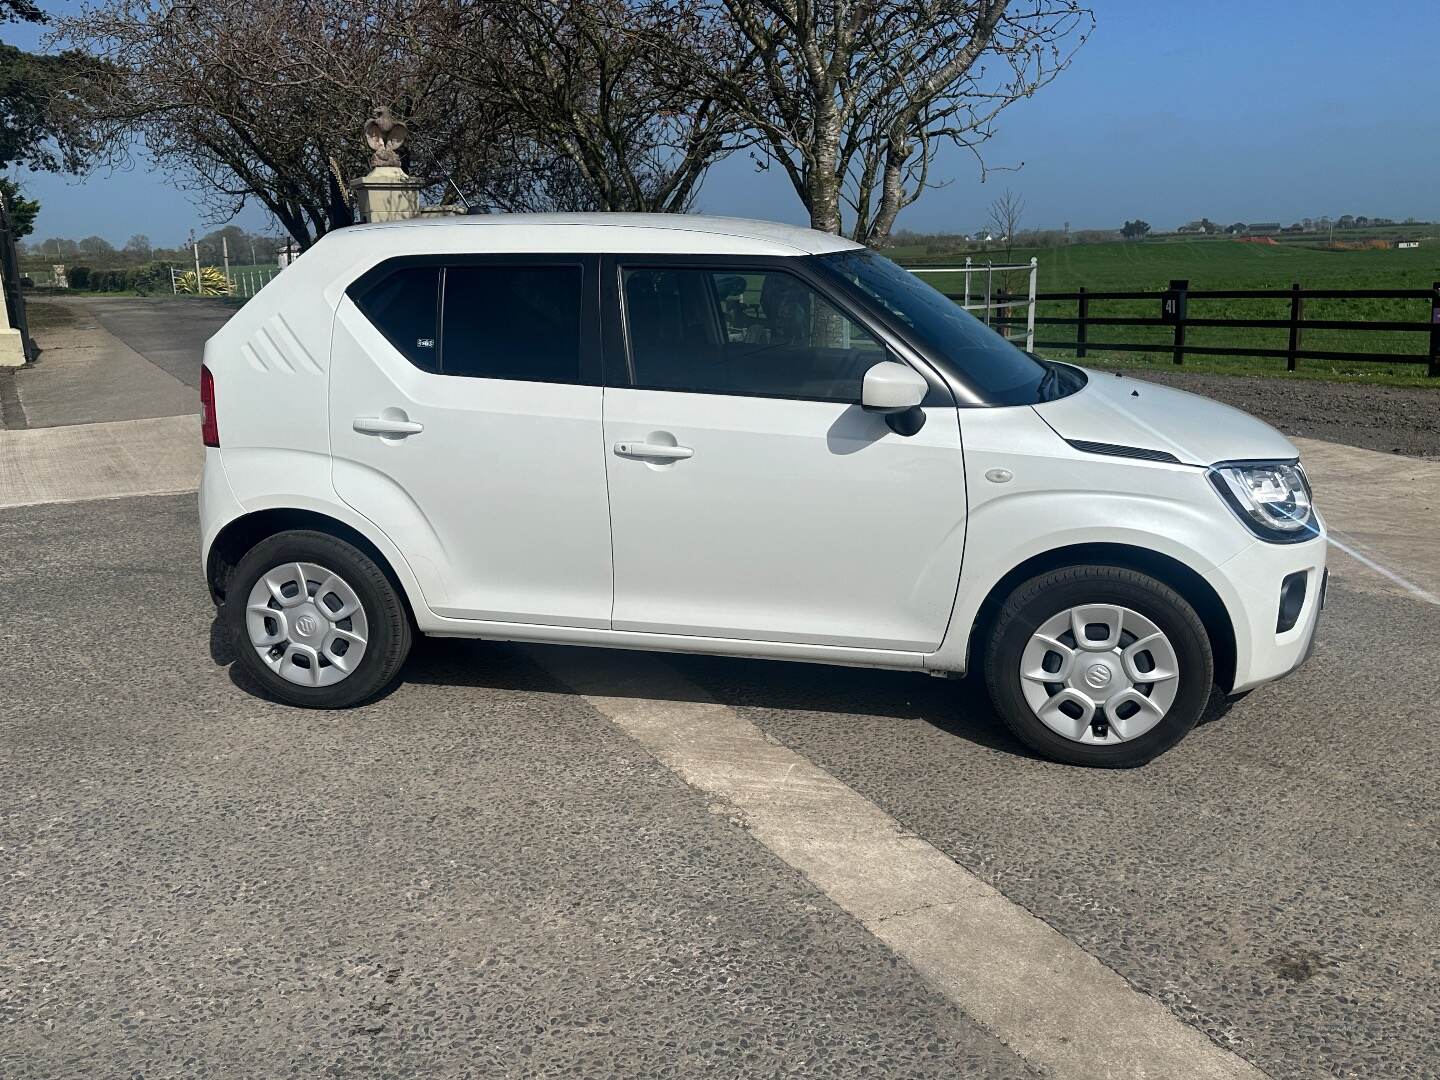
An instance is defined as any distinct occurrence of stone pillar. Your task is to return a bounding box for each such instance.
[0,258,25,368]
[350,166,423,224]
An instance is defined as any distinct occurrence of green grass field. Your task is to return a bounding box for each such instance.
[898,237,1440,386]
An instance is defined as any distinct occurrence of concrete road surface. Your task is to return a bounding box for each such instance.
[2,296,1438,1079]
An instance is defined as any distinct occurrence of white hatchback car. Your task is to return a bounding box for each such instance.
[199,214,1325,767]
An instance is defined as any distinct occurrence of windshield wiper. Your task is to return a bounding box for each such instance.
[1036,361,1062,401]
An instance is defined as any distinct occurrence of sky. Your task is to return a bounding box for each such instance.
[5,0,1438,246]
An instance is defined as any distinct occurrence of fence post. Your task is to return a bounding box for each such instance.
[1026,256,1038,351]
[1286,282,1304,372]
[983,262,993,326]
[1169,278,1189,365]
[1429,282,1440,378]
[963,255,972,309]
[1076,286,1089,358]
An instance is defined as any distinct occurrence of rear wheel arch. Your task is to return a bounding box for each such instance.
[969,543,1237,693]
[207,508,414,624]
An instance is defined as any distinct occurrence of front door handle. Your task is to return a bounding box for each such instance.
[614,440,693,461]
[354,416,424,437]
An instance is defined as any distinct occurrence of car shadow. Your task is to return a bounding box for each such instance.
[212,614,1240,757]
[406,635,1037,760]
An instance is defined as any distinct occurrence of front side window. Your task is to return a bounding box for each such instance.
[442,265,581,382]
[622,267,886,401]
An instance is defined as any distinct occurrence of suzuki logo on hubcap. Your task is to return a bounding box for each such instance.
[295,614,318,637]
[1084,664,1112,689]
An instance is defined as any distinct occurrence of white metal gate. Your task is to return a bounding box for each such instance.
[909,256,1039,351]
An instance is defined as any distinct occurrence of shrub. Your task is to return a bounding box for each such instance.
[131,261,170,295]
[68,265,92,289]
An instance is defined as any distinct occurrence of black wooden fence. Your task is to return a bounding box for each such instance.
[979,279,1440,376]
[0,192,33,362]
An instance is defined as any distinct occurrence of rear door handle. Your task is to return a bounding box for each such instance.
[614,440,693,461]
[354,416,424,437]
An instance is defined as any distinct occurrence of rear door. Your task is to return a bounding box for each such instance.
[601,257,967,652]
[329,256,612,626]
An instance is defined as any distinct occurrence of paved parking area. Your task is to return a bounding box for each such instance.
[2,297,1438,1078]
[3,492,1436,1078]
[1,495,1032,1079]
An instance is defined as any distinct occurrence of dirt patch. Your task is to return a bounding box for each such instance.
[1265,949,1333,982]
[20,297,78,332]
[1119,368,1440,459]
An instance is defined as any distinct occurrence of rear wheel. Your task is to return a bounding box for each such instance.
[984,565,1214,767]
[225,530,412,708]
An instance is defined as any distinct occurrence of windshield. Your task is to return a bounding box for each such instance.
[815,248,1061,405]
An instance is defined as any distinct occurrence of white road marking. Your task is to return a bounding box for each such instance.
[531,646,1264,1080]
[1326,534,1440,606]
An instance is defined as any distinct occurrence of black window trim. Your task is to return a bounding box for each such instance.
[601,253,955,408]
[346,253,603,387]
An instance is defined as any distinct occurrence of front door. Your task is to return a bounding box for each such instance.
[603,260,967,652]
[329,257,612,626]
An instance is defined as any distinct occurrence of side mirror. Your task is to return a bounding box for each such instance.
[861,360,927,413]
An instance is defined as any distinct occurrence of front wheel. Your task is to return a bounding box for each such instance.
[983,565,1214,767]
[225,530,412,708]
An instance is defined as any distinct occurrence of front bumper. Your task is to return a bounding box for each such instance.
[1204,532,1327,693]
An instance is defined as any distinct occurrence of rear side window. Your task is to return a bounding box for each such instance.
[353,266,439,372]
[442,266,581,383]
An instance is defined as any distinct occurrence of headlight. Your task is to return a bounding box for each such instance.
[1208,461,1318,543]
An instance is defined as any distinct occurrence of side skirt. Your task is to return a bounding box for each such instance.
[421,617,933,673]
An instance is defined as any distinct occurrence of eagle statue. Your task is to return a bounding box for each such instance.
[364,106,408,169]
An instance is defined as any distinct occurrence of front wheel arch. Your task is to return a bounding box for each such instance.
[968,543,1237,693]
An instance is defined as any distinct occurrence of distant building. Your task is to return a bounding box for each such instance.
[277,241,302,268]
[1246,222,1281,235]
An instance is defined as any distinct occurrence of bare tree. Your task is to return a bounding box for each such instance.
[695,0,1091,245]
[433,0,751,214]
[51,0,517,247]
[987,186,1023,253]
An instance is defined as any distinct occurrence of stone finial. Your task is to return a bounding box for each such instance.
[363,106,409,169]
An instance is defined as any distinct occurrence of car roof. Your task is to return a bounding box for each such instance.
[343,213,864,257]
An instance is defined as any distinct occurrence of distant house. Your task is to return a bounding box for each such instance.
[1246,222,1281,235]
[1224,223,1247,235]
[277,241,302,268]
[1177,220,1210,234]
[1282,223,1305,233]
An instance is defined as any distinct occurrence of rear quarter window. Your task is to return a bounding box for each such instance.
[352,266,439,372]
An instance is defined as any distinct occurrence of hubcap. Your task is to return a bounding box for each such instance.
[1018,604,1179,745]
[245,562,369,687]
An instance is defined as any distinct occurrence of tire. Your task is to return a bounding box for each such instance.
[983,565,1214,768]
[225,529,412,708]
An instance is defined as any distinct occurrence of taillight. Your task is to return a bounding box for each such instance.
[200,364,219,447]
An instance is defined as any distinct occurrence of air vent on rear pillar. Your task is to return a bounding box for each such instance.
[240,312,323,375]
[1065,439,1181,464]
